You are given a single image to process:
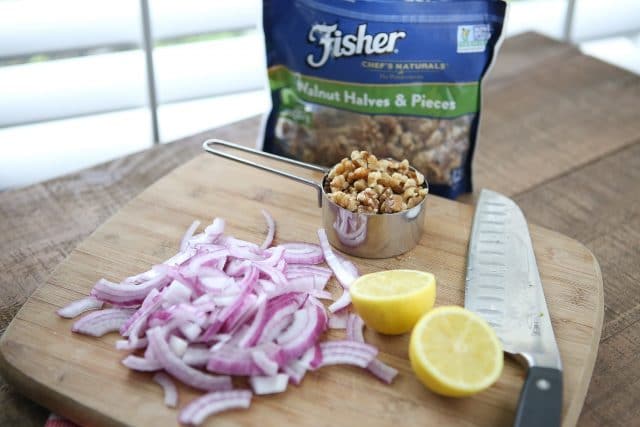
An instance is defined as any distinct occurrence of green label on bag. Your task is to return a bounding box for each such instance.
[269,66,479,118]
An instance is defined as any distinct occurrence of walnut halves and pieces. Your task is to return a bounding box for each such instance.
[325,150,428,214]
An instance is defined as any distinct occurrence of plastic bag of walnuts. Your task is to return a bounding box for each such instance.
[261,0,506,198]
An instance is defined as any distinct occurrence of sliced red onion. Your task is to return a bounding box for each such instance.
[281,360,307,385]
[180,220,201,252]
[335,253,360,279]
[120,288,163,337]
[259,209,276,250]
[347,314,398,384]
[123,268,160,285]
[255,264,287,287]
[182,346,211,367]
[204,218,225,241]
[58,215,394,423]
[198,275,234,294]
[254,294,305,345]
[298,344,322,369]
[164,249,197,268]
[328,290,352,313]
[223,294,258,333]
[237,296,267,348]
[147,327,232,391]
[316,340,377,369]
[206,346,271,376]
[317,229,357,290]
[162,280,192,305]
[184,250,230,277]
[115,338,148,351]
[121,355,162,372]
[328,311,349,329]
[254,246,284,267]
[285,264,332,279]
[200,267,258,341]
[280,242,324,264]
[309,289,333,300]
[287,274,330,291]
[251,349,279,376]
[153,372,178,408]
[179,322,202,342]
[257,313,293,345]
[178,390,252,426]
[72,308,135,337]
[90,273,170,306]
[366,358,399,385]
[250,374,289,395]
[170,335,188,357]
[57,296,104,319]
[277,303,327,362]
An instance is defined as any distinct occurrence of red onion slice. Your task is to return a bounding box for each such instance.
[328,290,352,313]
[328,311,349,329]
[316,340,378,369]
[147,327,232,391]
[250,374,289,395]
[347,314,398,384]
[57,296,104,319]
[204,218,225,242]
[251,349,279,376]
[206,346,272,376]
[162,280,192,305]
[308,289,333,300]
[72,308,135,337]
[281,360,307,385]
[115,338,148,351]
[366,358,399,385]
[153,372,179,408]
[317,229,357,289]
[121,355,162,372]
[182,346,211,367]
[259,209,276,250]
[170,335,188,357]
[120,288,163,337]
[285,264,332,279]
[179,322,202,342]
[280,242,324,264]
[277,304,327,362]
[90,273,170,306]
[180,220,201,252]
[178,390,252,426]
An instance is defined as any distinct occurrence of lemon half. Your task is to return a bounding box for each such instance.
[350,269,436,335]
[409,306,504,397]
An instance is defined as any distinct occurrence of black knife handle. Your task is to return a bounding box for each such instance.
[513,367,563,427]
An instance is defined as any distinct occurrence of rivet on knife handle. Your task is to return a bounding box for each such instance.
[513,367,563,427]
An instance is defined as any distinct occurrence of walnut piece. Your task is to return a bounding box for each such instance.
[324,150,428,214]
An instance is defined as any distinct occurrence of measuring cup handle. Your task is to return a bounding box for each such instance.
[202,139,328,208]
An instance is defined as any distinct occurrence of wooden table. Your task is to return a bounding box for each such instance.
[0,33,638,427]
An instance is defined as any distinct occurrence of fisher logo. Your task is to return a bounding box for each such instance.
[306,23,406,68]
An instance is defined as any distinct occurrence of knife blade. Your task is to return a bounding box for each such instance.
[465,189,563,427]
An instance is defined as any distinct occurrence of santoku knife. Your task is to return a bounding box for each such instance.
[465,189,563,427]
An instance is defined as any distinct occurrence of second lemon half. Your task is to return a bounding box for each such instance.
[350,270,436,335]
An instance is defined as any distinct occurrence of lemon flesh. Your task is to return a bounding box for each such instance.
[409,306,504,397]
[350,270,436,335]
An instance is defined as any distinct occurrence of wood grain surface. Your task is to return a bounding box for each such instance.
[0,152,603,427]
[0,32,638,426]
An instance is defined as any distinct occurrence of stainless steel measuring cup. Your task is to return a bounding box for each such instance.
[202,139,428,259]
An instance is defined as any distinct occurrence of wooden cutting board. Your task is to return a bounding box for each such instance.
[0,152,603,427]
